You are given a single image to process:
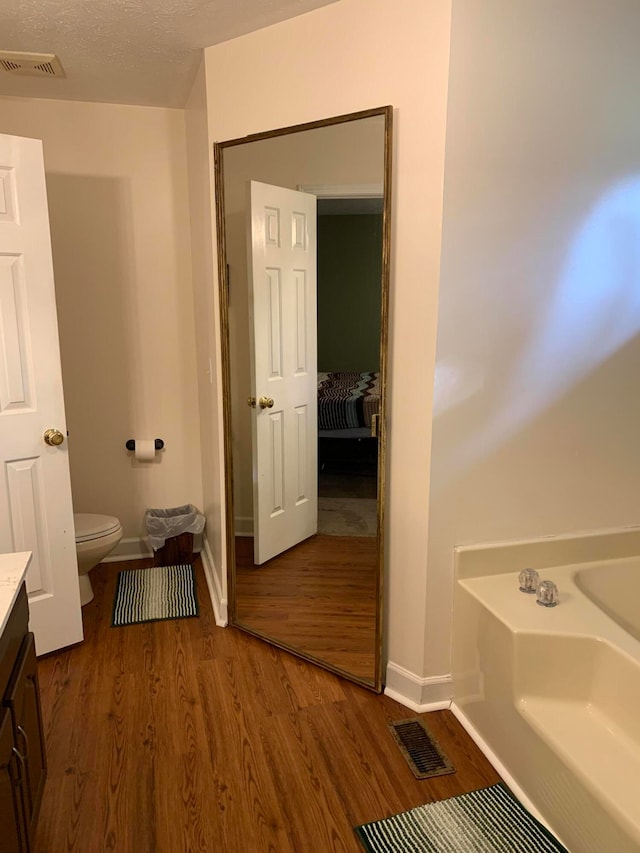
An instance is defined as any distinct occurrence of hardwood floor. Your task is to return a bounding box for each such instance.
[33,557,500,852]
[235,535,378,682]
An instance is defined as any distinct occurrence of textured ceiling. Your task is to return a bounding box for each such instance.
[0,0,338,108]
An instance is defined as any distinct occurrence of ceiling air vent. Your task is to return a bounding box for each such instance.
[0,51,65,78]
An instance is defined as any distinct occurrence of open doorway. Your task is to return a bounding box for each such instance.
[315,193,383,537]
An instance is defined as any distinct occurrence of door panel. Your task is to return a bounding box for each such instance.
[247,181,318,565]
[6,459,51,596]
[0,134,83,655]
[266,268,283,376]
[0,255,31,411]
[294,269,309,372]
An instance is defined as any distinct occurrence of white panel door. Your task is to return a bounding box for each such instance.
[0,134,83,654]
[247,181,318,565]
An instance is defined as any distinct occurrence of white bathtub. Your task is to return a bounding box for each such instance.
[575,561,640,643]
[452,547,640,853]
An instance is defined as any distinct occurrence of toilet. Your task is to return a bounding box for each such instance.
[74,513,123,606]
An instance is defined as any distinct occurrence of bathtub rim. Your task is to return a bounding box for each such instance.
[455,523,640,581]
[452,534,640,853]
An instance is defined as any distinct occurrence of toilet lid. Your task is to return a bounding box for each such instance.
[74,513,121,543]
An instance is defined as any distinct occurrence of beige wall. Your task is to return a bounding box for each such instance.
[0,96,202,543]
[185,61,227,610]
[204,0,453,690]
[430,0,640,673]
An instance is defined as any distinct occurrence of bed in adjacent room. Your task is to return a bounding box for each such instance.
[317,370,380,436]
[317,371,380,474]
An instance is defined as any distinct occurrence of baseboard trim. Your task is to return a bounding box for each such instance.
[200,536,228,627]
[234,516,253,537]
[384,661,452,712]
[102,537,152,562]
[102,534,207,564]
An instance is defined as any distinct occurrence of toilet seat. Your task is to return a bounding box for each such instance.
[74,513,121,543]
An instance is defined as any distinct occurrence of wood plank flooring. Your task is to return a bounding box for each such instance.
[235,535,378,683]
[33,557,500,852]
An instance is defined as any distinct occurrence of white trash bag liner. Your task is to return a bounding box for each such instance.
[144,504,205,551]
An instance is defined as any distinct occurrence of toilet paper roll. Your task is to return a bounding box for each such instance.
[134,439,156,462]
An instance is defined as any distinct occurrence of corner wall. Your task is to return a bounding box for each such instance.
[430,0,640,675]
[204,0,453,702]
[185,60,228,622]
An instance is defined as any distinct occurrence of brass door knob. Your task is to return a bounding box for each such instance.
[247,396,257,408]
[259,396,274,409]
[44,428,65,447]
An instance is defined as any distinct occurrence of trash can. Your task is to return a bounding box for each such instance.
[144,504,205,566]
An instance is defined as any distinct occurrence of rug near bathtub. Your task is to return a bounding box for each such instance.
[355,783,568,853]
[111,564,199,627]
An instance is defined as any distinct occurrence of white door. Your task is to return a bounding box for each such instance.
[0,134,83,655]
[247,181,318,565]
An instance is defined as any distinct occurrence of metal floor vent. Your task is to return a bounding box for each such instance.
[388,717,456,780]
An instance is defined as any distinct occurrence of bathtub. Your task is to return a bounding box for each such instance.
[452,543,640,853]
[575,561,640,643]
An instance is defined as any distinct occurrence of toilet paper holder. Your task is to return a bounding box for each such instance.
[125,439,164,451]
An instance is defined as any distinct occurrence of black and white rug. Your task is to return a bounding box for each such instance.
[111,564,199,627]
[355,783,568,853]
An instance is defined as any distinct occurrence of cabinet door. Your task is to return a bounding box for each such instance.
[5,633,46,843]
[0,709,27,853]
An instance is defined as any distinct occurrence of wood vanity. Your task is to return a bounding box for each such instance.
[0,553,46,853]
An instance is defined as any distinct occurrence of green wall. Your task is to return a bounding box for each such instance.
[317,213,383,372]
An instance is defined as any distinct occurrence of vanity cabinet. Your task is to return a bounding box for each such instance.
[0,585,46,853]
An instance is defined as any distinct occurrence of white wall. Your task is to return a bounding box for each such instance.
[0,97,203,545]
[430,0,640,674]
[204,0,453,701]
[184,61,227,618]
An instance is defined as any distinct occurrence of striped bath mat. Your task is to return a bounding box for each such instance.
[111,564,199,627]
[355,783,568,852]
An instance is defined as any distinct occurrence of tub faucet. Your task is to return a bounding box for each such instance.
[518,568,540,594]
[536,579,559,607]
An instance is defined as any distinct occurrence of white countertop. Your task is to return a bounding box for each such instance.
[0,552,32,634]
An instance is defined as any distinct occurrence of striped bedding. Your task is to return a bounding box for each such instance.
[317,371,380,430]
